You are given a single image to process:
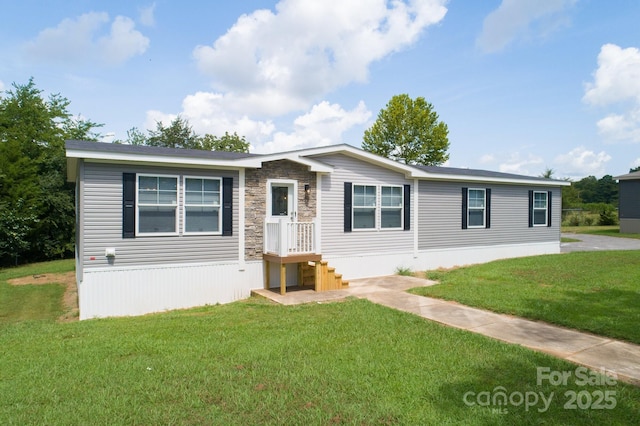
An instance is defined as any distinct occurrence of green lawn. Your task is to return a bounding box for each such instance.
[1,299,639,424]
[2,259,640,424]
[562,225,640,240]
[0,259,74,322]
[411,251,640,344]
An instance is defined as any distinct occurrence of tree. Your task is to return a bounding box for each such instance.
[540,168,555,179]
[146,116,200,149]
[630,166,640,173]
[200,131,250,153]
[0,78,102,265]
[121,117,251,153]
[362,94,449,166]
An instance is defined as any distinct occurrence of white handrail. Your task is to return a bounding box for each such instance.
[264,220,316,256]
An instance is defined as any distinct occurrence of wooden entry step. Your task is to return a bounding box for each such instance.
[263,255,348,295]
[300,260,349,292]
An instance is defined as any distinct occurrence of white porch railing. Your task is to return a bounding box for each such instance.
[264,218,320,257]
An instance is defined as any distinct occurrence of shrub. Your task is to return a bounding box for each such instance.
[599,206,618,226]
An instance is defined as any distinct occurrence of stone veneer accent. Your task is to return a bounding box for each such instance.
[244,160,317,260]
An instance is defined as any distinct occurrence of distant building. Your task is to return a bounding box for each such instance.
[615,171,640,234]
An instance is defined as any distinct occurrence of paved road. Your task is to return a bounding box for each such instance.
[561,233,640,252]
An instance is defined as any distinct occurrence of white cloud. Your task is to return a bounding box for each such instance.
[139,3,156,27]
[258,101,371,153]
[554,146,611,178]
[24,12,149,66]
[0,80,4,92]
[144,98,370,154]
[477,0,577,53]
[192,0,448,116]
[595,108,640,143]
[98,16,150,64]
[632,158,640,169]
[498,152,543,176]
[478,154,495,164]
[583,44,640,106]
[583,44,640,143]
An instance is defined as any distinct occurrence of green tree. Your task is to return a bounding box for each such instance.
[0,78,101,265]
[540,167,555,179]
[630,166,640,173]
[120,117,251,153]
[147,116,201,149]
[200,131,250,153]
[362,94,449,166]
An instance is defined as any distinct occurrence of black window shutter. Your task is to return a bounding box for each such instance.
[547,191,552,227]
[344,182,352,232]
[122,173,136,238]
[485,188,491,229]
[528,190,534,228]
[222,177,233,236]
[461,187,468,230]
[403,184,411,231]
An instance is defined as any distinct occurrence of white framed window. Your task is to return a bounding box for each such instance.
[184,176,222,234]
[352,185,404,230]
[137,174,179,235]
[380,186,403,229]
[353,185,377,229]
[467,188,486,228]
[533,191,548,226]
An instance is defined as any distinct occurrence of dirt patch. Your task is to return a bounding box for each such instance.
[7,272,79,322]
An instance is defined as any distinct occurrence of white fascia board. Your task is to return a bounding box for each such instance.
[241,153,334,172]
[66,148,334,173]
[416,174,572,187]
[66,148,247,170]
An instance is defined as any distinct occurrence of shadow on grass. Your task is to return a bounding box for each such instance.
[432,356,640,425]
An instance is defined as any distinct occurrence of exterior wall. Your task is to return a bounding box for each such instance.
[81,162,240,270]
[619,180,640,218]
[620,219,640,234]
[313,153,414,256]
[244,160,316,260]
[79,261,262,319]
[418,181,561,249]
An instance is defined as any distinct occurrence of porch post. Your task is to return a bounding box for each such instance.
[312,217,321,254]
[280,263,286,295]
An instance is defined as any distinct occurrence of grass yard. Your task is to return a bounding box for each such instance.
[2,259,640,424]
[411,251,640,345]
[0,259,75,322]
[562,225,640,240]
[1,299,639,424]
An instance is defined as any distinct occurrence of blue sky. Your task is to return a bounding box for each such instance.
[1,0,639,179]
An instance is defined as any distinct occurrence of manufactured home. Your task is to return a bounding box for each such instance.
[66,140,569,319]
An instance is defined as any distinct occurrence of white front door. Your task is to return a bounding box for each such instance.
[268,180,297,221]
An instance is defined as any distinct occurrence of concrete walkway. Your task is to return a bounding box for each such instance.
[252,275,640,386]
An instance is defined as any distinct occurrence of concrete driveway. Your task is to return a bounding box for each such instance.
[561,233,640,252]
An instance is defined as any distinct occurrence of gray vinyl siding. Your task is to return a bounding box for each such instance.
[81,162,239,270]
[314,154,414,256]
[619,180,640,219]
[418,181,561,249]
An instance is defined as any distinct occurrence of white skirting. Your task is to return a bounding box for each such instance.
[325,241,561,280]
[78,261,263,320]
